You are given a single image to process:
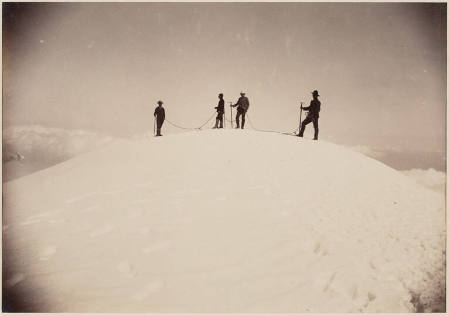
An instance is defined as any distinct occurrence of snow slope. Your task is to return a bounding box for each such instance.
[2,130,446,312]
[402,168,446,196]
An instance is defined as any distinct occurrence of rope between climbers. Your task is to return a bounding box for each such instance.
[165,112,216,130]
[246,114,298,136]
[163,110,300,136]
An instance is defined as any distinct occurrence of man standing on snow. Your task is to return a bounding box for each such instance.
[231,92,250,129]
[298,90,321,140]
[213,93,225,129]
[154,100,165,137]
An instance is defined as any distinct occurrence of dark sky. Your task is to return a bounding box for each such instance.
[2,2,447,152]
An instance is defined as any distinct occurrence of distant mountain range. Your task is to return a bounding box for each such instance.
[3,125,114,182]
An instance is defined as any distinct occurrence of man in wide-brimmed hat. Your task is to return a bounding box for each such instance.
[231,92,250,129]
[298,90,321,140]
[154,100,166,136]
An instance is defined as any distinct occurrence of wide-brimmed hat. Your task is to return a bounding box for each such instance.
[312,90,319,96]
[157,100,163,105]
[240,92,245,95]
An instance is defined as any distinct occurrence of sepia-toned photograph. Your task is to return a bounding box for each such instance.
[2,1,447,313]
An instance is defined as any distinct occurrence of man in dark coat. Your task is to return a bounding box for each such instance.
[213,93,225,129]
[231,92,250,129]
[299,90,321,140]
[154,100,165,136]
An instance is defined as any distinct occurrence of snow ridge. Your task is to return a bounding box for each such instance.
[2,130,445,312]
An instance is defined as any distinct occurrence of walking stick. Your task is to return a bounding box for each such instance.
[229,102,233,129]
[298,102,303,136]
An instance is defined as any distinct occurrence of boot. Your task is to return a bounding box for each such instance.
[156,128,162,136]
[298,125,305,137]
[213,119,219,129]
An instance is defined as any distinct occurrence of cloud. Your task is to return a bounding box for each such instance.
[350,145,386,159]
[402,168,446,195]
[3,125,115,182]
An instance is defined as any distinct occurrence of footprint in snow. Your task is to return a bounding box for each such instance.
[350,284,359,300]
[132,281,163,301]
[313,241,329,256]
[142,240,171,254]
[313,242,321,254]
[4,273,25,288]
[39,246,57,261]
[368,292,376,301]
[117,261,137,278]
[323,272,336,292]
[90,224,114,238]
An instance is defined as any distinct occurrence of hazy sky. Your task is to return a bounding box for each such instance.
[2,2,446,152]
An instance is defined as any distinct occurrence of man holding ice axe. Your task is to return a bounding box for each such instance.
[231,92,250,129]
[298,90,321,140]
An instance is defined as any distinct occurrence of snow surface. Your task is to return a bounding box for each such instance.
[2,130,446,312]
[401,168,446,196]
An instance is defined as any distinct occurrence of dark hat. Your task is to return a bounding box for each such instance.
[312,90,319,96]
[157,100,163,105]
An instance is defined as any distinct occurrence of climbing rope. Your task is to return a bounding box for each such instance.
[246,113,299,136]
[165,112,216,131]
[161,105,303,137]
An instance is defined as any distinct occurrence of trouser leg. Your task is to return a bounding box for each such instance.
[313,118,319,140]
[241,111,246,129]
[235,111,240,128]
[299,117,312,137]
[156,121,163,136]
[219,114,223,128]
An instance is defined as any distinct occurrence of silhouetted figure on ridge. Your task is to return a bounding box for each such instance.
[213,93,225,129]
[299,90,321,140]
[231,92,250,129]
[154,100,165,136]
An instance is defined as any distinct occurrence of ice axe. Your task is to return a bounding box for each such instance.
[229,102,233,129]
[298,102,303,136]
